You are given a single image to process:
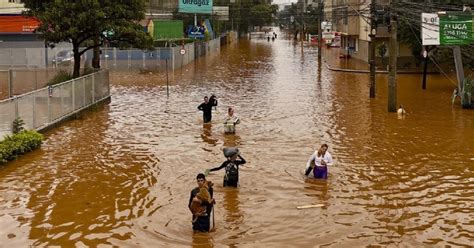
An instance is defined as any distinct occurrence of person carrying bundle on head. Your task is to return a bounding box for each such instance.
[206,147,246,187]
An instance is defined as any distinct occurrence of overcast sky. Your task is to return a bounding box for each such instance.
[273,0,295,6]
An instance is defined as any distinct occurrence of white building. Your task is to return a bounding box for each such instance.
[0,0,26,14]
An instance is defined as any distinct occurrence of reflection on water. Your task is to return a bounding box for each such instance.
[0,31,473,247]
[201,123,218,146]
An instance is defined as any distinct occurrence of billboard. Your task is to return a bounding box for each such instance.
[0,15,39,33]
[179,0,213,14]
[153,20,184,40]
[422,12,474,46]
[439,13,473,45]
[212,6,229,21]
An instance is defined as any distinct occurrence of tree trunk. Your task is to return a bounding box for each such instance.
[73,45,81,78]
[92,34,100,69]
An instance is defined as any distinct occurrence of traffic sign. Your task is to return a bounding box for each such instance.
[180,48,186,55]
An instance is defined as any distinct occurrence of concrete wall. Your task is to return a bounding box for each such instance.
[351,39,369,62]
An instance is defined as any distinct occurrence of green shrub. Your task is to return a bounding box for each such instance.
[0,130,43,164]
[48,70,72,86]
[12,117,25,134]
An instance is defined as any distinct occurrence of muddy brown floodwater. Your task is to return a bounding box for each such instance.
[0,33,473,247]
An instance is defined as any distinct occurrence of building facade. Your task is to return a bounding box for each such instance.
[324,0,414,66]
[0,0,25,14]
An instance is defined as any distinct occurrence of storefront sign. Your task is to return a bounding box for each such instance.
[0,15,39,33]
[179,0,213,14]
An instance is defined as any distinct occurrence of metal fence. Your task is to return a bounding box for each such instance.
[0,70,110,139]
[0,68,67,100]
[0,34,234,74]
[96,39,221,72]
[0,44,73,69]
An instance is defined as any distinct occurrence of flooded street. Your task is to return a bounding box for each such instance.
[0,35,473,247]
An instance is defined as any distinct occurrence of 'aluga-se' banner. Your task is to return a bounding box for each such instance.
[179,0,213,14]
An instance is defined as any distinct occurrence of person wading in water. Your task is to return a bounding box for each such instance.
[198,95,218,123]
[207,148,246,187]
[223,107,240,134]
[304,144,333,179]
[189,173,215,232]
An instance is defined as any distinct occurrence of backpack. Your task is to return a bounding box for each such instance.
[224,161,239,183]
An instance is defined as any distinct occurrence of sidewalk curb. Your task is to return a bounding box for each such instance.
[325,64,439,75]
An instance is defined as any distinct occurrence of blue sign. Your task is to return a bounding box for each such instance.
[179,0,213,14]
[187,25,205,39]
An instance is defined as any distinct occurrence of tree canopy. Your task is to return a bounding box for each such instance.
[229,0,278,33]
[23,0,153,77]
[249,4,277,28]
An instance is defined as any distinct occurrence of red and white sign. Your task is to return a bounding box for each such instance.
[0,15,39,33]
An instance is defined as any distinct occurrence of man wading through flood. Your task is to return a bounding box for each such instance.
[189,173,215,232]
[198,95,218,123]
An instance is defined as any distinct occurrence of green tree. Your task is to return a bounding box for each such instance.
[249,4,274,28]
[23,0,153,78]
[231,0,278,34]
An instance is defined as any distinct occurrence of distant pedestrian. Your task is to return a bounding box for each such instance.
[397,105,406,116]
[198,96,218,123]
[267,36,270,42]
[209,94,218,110]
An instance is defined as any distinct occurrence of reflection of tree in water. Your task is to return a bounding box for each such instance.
[201,123,218,146]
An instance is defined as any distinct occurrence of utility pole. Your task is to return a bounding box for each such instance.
[317,0,323,61]
[453,46,465,94]
[300,2,304,53]
[369,0,376,98]
[388,16,398,112]
[421,47,430,90]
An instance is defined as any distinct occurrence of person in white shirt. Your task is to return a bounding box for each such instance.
[223,107,240,134]
[305,144,333,179]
